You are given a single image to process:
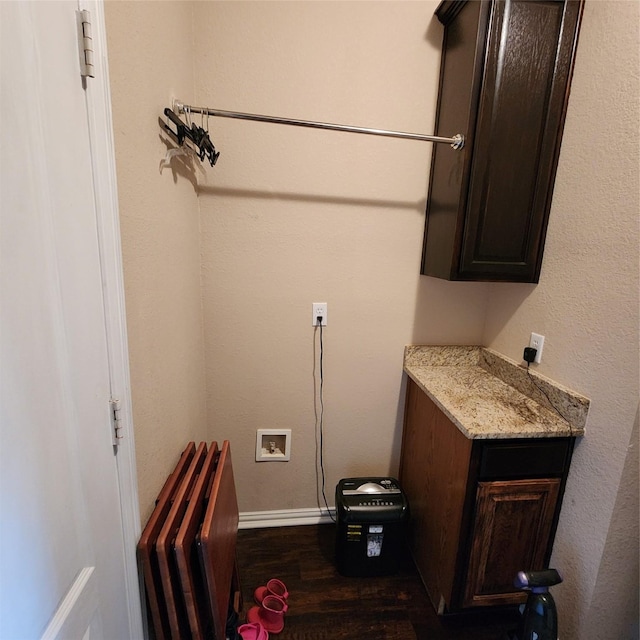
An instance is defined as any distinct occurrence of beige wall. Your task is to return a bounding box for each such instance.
[481,2,639,637]
[105,1,639,636]
[584,413,638,640]
[193,0,488,512]
[105,1,208,524]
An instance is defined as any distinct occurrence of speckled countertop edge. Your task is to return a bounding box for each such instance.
[404,345,589,440]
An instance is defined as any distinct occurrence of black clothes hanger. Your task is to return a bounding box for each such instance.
[163,108,220,167]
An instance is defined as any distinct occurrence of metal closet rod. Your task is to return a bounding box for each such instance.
[173,100,465,150]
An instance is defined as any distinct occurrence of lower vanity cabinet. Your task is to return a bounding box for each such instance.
[399,378,574,613]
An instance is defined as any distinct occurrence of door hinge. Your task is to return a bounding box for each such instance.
[110,398,123,447]
[77,9,95,78]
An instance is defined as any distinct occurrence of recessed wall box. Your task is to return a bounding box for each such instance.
[256,429,291,462]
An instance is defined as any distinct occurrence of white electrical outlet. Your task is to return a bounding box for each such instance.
[312,302,327,326]
[529,332,545,363]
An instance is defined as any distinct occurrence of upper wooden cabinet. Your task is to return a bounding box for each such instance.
[421,0,584,282]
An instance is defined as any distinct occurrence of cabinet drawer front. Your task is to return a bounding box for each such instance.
[478,439,571,479]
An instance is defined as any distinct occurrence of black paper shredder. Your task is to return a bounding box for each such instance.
[335,477,409,577]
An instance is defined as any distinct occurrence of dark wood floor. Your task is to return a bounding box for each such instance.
[236,524,520,640]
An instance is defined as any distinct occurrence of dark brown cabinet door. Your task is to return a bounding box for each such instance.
[421,0,584,282]
[463,478,561,607]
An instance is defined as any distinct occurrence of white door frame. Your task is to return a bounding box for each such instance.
[80,1,144,636]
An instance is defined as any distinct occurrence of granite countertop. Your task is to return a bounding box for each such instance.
[404,346,590,440]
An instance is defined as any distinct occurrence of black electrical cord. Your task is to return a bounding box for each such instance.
[315,317,335,522]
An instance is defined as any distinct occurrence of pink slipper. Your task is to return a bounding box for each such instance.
[247,594,288,634]
[254,578,289,606]
[238,622,269,640]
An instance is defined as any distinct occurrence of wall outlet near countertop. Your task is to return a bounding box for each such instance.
[529,332,545,363]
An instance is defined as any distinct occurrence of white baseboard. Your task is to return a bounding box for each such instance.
[238,507,336,529]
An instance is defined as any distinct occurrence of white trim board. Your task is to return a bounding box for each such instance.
[41,567,96,640]
[80,1,143,637]
[239,507,336,529]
